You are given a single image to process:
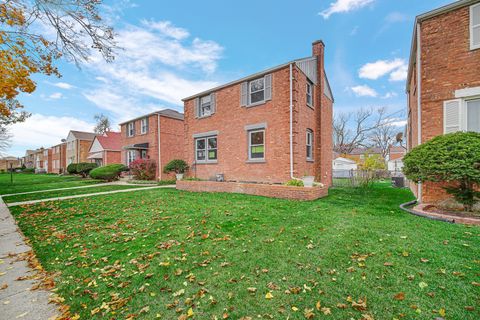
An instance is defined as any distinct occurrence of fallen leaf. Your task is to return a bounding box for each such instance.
[265,292,273,299]
[321,307,331,315]
[393,292,405,301]
[439,308,446,317]
[419,282,428,289]
[247,287,257,293]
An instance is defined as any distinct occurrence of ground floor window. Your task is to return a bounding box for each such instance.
[140,149,148,159]
[195,136,217,163]
[306,129,313,160]
[467,98,480,132]
[127,150,136,166]
[248,129,265,160]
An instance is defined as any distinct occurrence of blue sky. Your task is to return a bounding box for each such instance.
[7,0,454,157]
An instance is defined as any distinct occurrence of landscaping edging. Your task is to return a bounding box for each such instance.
[399,200,480,225]
[176,180,328,200]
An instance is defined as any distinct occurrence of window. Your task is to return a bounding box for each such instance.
[248,129,265,160]
[467,98,480,132]
[140,149,148,159]
[127,122,135,137]
[306,129,313,160]
[249,77,265,104]
[127,150,136,166]
[471,3,480,50]
[195,136,217,163]
[306,81,313,107]
[140,118,148,134]
[200,95,212,117]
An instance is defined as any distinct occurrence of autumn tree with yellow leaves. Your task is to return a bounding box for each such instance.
[0,0,116,127]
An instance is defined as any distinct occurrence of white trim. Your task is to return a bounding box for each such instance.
[470,3,480,50]
[443,99,462,133]
[306,129,313,161]
[248,77,265,105]
[140,117,148,134]
[193,130,219,139]
[244,123,267,131]
[455,86,480,98]
[195,135,217,163]
[248,129,265,161]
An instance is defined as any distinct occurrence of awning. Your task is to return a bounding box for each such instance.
[87,152,103,160]
[123,143,149,150]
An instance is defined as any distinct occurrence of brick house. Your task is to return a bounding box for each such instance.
[0,156,21,171]
[119,109,184,180]
[44,148,53,173]
[32,148,46,172]
[182,41,333,185]
[65,131,99,165]
[23,150,36,168]
[51,142,66,174]
[406,0,480,202]
[87,131,122,166]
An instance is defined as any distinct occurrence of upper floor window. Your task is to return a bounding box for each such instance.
[241,74,272,107]
[306,81,313,107]
[127,122,135,137]
[248,129,265,160]
[140,117,148,134]
[195,136,217,163]
[200,95,212,117]
[306,129,313,160]
[471,3,480,50]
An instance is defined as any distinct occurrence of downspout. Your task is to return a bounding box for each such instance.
[416,23,423,202]
[289,63,299,180]
[157,114,162,180]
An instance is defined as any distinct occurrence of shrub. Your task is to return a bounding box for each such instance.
[403,132,480,211]
[184,177,202,181]
[163,159,189,174]
[285,179,304,187]
[129,159,157,180]
[89,164,128,181]
[22,168,35,174]
[67,163,78,174]
[76,162,98,178]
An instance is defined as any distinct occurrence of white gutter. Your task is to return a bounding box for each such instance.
[157,114,162,180]
[416,22,423,202]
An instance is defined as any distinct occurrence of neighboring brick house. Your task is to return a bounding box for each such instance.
[182,41,333,186]
[87,131,122,166]
[0,156,21,171]
[406,0,480,202]
[32,148,46,172]
[343,147,383,163]
[23,150,36,168]
[65,131,98,165]
[44,148,53,173]
[51,142,67,174]
[120,109,184,180]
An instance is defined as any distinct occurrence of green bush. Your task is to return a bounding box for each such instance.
[184,177,202,181]
[285,179,304,187]
[67,163,78,174]
[22,168,35,174]
[89,164,128,181]
[403,132,480,211]
[163,159,189,174]
[76,162,98,177]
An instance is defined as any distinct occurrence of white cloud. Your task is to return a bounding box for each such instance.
[142,20,190,40]
[53,82,74,90]
[320,0,374,19]
[49,92,63,99]
[359,58,406,80]
[382,91,398,99]
[9,114,94,150]
[350,85,378,97]
[389,64,408,81]
[385,12,409,24]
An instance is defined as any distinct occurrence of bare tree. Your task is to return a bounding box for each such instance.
[369,121,397,159]
[94,113,111,134]
[0,127,12,156]
[333,107,388,154]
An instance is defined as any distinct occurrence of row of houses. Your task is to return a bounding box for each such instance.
[333,146,406,173]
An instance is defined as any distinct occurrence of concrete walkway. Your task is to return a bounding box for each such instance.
[7,185,175,207]
[0,198,58,320]
[1,180,157,198]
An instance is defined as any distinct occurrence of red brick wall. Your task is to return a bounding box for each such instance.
[183,42,332,185]
[47,148,52,173]
[407,5,480,202]
[104,150,121,165]
[160,116,184,180]
[79,140,94,163]
[177,180,328,201]
[51,143,66,174]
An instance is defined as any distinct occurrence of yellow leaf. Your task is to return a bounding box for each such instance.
[316,301,321,310]
[439,308,446,317]
[291,306,299,311]
[265,292,273,299]
[187,308,194,317]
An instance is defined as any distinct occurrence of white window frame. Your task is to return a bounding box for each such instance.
[127,150,136,166]
[306,129,313,161]
[466,97,480,133]
[470,3,480,50]
[195,136,217,163]
[127,122,135,137]
[306,81,313,107]
[248,129,265,161]
[140,118,148,134]
[249,77,265,105]
[199,95,212,118]
[444,96,480,133]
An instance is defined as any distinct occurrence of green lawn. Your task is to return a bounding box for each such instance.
[10,184,479,319]
[0,173,102,195]
[3,184,147,204]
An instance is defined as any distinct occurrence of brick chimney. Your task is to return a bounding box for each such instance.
[311,40,333,187]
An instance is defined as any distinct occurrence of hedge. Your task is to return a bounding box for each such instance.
[89,164,128,181]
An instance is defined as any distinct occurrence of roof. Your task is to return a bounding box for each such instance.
[389,146,406,153]
[69,130,99,141]
[118,109,184,125]
[182,55,334,102]
[0,156,19,161]
[347,147,383,155]
[334,157,356,164]
[406,0,479,91]
[96,131,122,150]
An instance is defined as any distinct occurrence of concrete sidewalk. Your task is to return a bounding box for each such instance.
[0,198,58,320]
[7,185,175,207]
